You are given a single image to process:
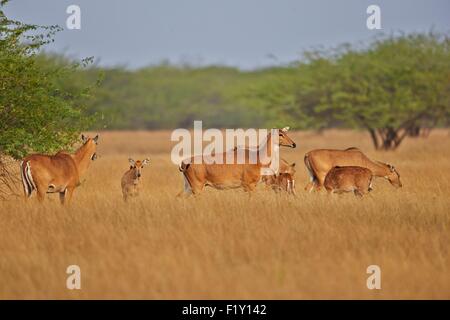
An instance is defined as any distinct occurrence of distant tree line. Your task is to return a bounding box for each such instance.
[2,0,450,162]
[254,33,450,150]
[48,33,450,150]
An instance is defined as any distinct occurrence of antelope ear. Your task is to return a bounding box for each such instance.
[282,126,290,132]
[81,134,88,143]
[128,158,136,166]
[142,158,150,166]
[387,164,393,171]
[93,134,99,144]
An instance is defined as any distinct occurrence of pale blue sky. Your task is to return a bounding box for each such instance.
[4,0,450,69]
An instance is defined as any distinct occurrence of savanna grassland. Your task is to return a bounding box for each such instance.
[0,130,449,299]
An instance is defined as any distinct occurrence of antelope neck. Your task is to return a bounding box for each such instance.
[257,132,276,166]
[73,142,93,177]
[367,161,390,177]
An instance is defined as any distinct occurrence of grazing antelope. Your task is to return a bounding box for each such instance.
[179,127,296,195]
[20,134,99,204]
[324,166,373,197]
[263,160,297,194]
[121,158,150,202]
[304,148,402,192]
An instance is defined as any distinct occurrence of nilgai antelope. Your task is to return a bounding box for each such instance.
[262,159,296,194]
[324,166,373,197]
[20,134,99,204]
[121,158,150,202]
[270,172,296,195]
[304,147,402,192]
[179,127,296,195]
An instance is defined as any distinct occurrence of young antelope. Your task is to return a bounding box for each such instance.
[324,166,373,197]
[121,158,149,201]
[273,172,296,195]
[263,162,296,194]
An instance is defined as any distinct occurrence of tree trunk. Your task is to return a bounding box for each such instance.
[378,128,398,150]
[368,127,408,151]
[368,128,380,150]
[406,126,421,138]
[407,126,433,138]
[0,155,20,200]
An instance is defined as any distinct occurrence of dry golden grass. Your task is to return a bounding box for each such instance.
[0,129,449,299]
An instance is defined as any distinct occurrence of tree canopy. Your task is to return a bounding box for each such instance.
[247,33,450,149]
[45,32,450,150]
[0,1,94,160]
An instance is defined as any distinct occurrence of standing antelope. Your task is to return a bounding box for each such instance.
[324,166,373,197]
[271,172,296,195]
[121,158,150,202]
[179,127,296,195]
[263,160,296,194]
[303,148,402,192]
[20,134,99,204]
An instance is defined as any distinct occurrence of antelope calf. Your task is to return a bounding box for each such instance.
[304,147,402,192]
[324,166,373,197]
[121,158,149,201]
[263,160,296,194]
[271,172,296,195]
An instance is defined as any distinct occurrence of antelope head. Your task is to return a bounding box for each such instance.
[129,158,150,180]
[278,127,296,148]
[286,162,296,175]
[81,134,99,161]
[386,163,402,188]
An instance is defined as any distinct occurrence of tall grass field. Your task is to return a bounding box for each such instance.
[0,130,449,299]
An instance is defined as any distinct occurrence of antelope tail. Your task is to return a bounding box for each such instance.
[304,154,317,184]
[178,161,193,195]
[20,160,36,198]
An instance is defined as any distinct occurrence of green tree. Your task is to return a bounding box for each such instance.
[0,1,94,196]
[330,34,450,150]
[248,33,450,150]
